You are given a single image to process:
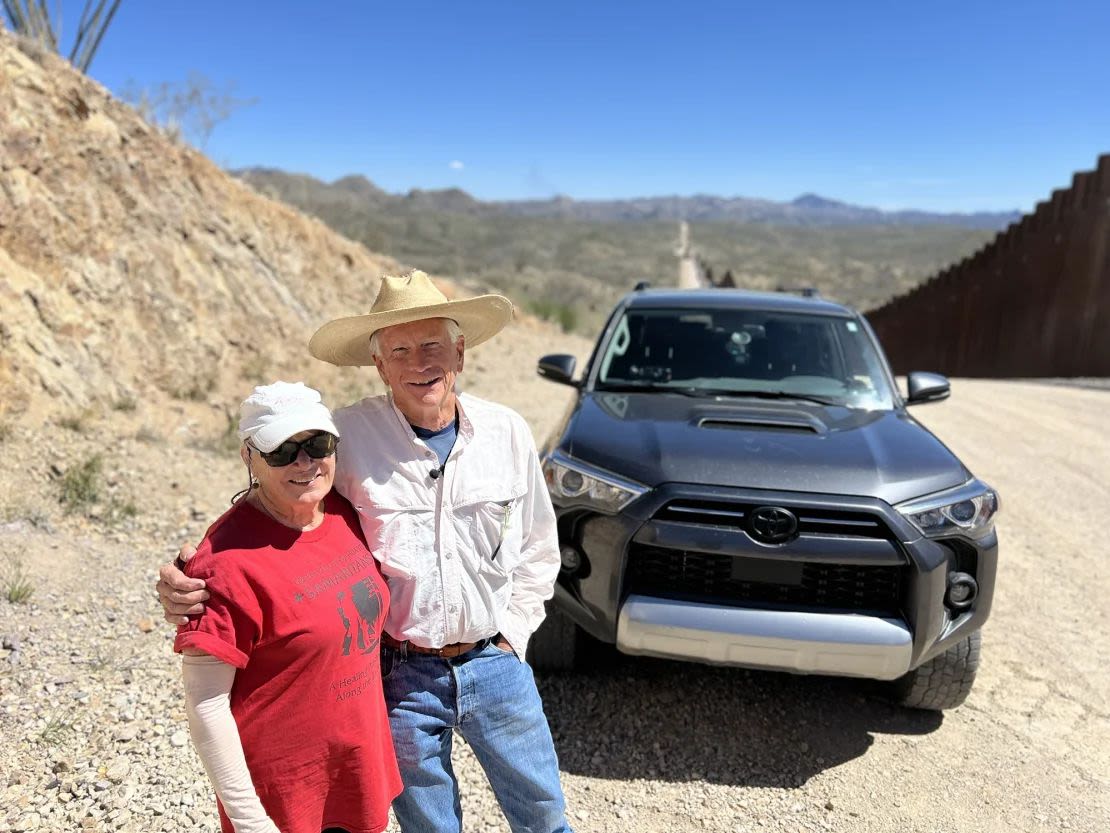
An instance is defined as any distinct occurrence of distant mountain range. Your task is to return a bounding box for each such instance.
[235,168,1019,230]
[232,166,1001,335]
[494,192,1019,229]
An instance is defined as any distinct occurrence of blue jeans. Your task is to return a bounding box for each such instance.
[381,639,573,833]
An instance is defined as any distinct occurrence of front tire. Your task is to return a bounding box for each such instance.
[893,631,981,710]
[528,601,618,672]
[526,602,581,672]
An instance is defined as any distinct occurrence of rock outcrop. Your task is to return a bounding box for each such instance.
[0,29,405,422]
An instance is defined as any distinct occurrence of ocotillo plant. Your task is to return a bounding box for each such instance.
[1,0,122,72]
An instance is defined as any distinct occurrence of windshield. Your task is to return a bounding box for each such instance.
[595,307,896,409]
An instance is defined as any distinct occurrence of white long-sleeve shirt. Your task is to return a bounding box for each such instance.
[332,391,560,658]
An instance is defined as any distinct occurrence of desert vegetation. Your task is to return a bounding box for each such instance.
[1,0,120,71]
[1,555,34,604]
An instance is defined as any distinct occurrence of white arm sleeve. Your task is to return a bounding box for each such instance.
[182,654,281,833]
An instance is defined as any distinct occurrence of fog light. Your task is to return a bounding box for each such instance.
[945,571,978,610]
[560,545,583,573]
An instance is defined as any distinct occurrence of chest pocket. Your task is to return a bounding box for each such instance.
[354,504,433,580]
[460,480,528,576]
[350,477,436,580]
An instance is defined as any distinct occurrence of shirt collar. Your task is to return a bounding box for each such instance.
[385,390,475,450]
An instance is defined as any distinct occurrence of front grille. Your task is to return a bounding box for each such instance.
[655,500,891,540]
[625,544,904,615]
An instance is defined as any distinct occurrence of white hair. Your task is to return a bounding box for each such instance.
[369,318,462,360]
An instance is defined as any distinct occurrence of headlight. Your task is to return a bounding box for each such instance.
[542,451,648,514]
[896,479,1001,539]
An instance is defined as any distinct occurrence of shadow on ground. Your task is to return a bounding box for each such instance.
[538,656,942,788]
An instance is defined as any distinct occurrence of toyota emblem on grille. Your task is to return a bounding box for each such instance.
[748,506,798,544]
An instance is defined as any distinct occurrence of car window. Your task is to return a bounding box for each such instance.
[595,308,895,409]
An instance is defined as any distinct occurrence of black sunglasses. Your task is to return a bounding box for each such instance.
[254,432,339,467]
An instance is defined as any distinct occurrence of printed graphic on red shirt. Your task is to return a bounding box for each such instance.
[288,546,385,701]
[337,577,384,656]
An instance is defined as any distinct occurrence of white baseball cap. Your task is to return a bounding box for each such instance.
[237,381,339,452]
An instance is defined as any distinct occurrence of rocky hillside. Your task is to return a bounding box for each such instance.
[0,29,416,426]
[0,23,591,569]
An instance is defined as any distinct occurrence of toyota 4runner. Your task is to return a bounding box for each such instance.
[528,286,999,710]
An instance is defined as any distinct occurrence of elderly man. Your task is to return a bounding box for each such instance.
[159,271,573,833]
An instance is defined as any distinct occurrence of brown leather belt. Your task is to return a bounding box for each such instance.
[382,632,492,659]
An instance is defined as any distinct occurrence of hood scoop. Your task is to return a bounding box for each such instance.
[696,411,827,435]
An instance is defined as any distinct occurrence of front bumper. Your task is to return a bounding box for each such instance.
[617,594,912,679]
[553,482,997,679]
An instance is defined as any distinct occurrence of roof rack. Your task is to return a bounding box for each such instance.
[774,286,822,298]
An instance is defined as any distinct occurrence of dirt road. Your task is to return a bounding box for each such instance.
[1,375,1107,832]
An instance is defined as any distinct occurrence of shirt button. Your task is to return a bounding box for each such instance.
[448,605,457,614]
[445,551,453,559]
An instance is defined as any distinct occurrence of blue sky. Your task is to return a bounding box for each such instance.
[60,1,1110,212]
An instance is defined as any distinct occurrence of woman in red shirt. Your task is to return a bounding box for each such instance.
[175,382,401,833]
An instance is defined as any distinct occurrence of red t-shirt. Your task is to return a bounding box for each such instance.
[174,491,402,833]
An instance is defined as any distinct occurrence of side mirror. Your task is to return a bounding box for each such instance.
[537,354,579,387]
[906,371,950,405]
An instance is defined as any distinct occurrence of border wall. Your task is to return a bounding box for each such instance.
[866,155,1110,377]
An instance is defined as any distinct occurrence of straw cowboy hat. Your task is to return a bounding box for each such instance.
[308,270,514,366]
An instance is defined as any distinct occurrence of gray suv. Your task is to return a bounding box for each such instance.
[529,287,999,710]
